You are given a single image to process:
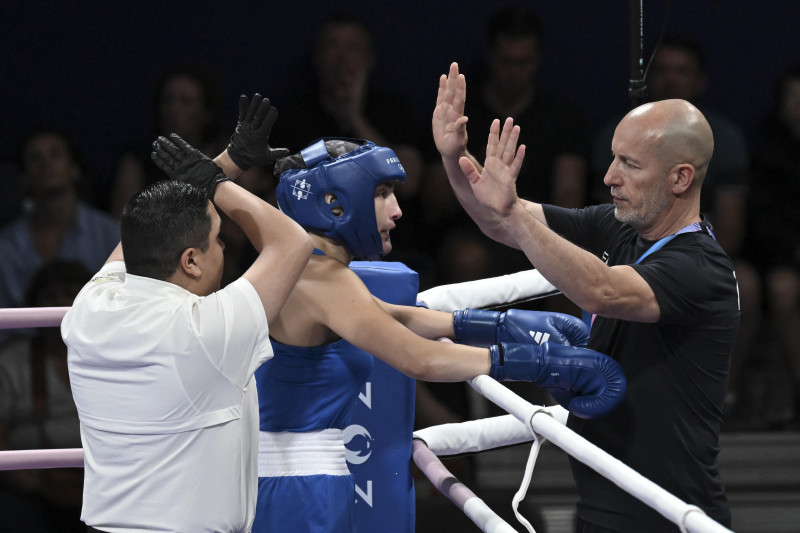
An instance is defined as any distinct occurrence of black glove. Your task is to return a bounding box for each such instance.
[226,93,290,170]
[151,133,230,200]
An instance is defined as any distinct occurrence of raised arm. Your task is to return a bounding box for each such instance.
[151,94,313,322]
[469,118,660,323]
[431,63,483,220]
[432,63,544,247]
[215,181,312,322]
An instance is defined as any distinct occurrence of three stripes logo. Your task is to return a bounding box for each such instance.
[528,331,550,344]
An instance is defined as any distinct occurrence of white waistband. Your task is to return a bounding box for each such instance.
[258,429,350,477]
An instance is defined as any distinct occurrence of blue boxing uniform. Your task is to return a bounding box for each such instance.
[253,335,373,532]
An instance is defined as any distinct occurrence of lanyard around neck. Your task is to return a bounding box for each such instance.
[635,222,706,264]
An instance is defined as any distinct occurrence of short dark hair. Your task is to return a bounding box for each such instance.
[487,5,543,48]
[16,127,86,177]
[653,33,707,73]
[154,66,225,145]
[315,13,374,53]
[120,180,211,280]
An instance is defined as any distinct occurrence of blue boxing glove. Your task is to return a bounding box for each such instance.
[453,308,589,348]
[488,342,626,419]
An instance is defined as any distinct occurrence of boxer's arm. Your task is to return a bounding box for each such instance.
[376,300,589,348]
[314,268,624,419]
[215,181,312,323]
[322,270,490,381]
[375,299,455,340]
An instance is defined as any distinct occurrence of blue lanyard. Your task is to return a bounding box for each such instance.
[635,222,706,264]
[589,222,711,329]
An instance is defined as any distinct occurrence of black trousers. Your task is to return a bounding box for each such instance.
[574,517,622,533]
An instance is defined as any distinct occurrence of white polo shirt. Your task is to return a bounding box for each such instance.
[62,261,271,533]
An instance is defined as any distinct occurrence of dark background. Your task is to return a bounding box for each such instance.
[3,0,800,208]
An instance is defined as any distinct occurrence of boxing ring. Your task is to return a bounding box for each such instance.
[0,269,734,533]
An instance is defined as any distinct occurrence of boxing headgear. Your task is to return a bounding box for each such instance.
[275,139,407,260]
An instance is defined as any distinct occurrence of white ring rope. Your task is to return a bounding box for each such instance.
[417,269,558,312]
[0,306,68,329]
[412,375,735,533]
[0,448,83,470]
[0,306,84,471]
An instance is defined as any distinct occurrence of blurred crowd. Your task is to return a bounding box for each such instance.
[1,6,799,530]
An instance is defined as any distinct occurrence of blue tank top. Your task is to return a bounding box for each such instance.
[256,338,373,431]
[256,249,374,431]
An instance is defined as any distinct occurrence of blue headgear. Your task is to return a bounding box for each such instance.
[275,139,407,260]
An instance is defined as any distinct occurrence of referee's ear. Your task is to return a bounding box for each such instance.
[671,162,696,195]
[178,248,202,279]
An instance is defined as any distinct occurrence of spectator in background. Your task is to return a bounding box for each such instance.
[269,13,431,285]
[108,66,228,219]
[0,128,118,343]
[465,5,589,209]
[0,160,24,228]
[0,260,91,533]
[108,66,272,288]
[421,4,590,287]
[746,64,800,429]
[419,2,588,294]
[591,34,760,425]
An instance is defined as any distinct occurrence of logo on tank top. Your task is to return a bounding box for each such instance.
[344,424,373,465]
[290,178,312,200]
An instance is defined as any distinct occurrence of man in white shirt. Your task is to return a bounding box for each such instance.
[61,94,313,533]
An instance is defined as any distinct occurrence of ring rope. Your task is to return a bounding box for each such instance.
[0,306,68,329]
[0,448,83,470]
[411,375,734,533]
[412,439,518,532]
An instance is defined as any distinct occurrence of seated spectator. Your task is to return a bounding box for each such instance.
[268,13,431,284]
[0,128,118,342]
[0,260,91,533]
[0,159,24,228]
[107,66,271,288]
[746,63,800,428]
[108,66,228,219]
[422,4,589,288]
